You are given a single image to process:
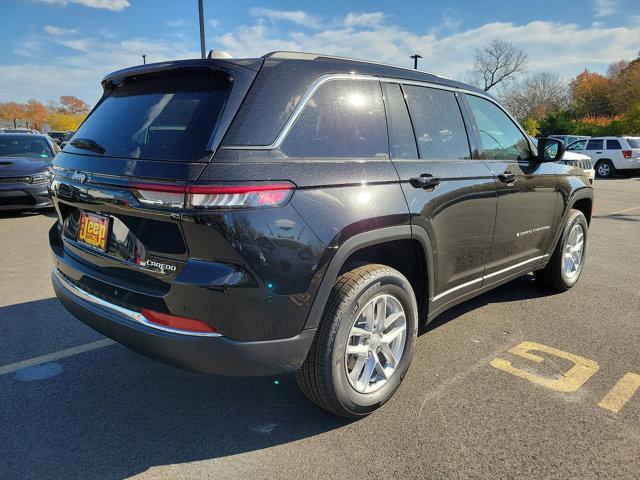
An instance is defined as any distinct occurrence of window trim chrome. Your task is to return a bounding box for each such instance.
[220,73,531,154]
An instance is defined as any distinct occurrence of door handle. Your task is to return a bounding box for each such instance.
[409,174,441,189]
[596,151,603,154]
[498,172,516,183]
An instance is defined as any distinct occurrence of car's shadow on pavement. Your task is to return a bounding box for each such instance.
[0,298,349,479]
[0,209,57,219]
[1,275,550,479]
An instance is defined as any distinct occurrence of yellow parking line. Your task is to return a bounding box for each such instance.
[598,373,640,413]
[608,205,640,216]
[0,339,115,375]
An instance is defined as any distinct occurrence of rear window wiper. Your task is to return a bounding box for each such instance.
[70,138,106,155]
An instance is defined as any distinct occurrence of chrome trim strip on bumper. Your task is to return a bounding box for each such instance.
[432,254,549,302]
[53,268,222,338]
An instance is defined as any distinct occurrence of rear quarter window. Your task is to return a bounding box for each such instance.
[625,138,640,148]
[281,79,387,158]
[67,70,231,162]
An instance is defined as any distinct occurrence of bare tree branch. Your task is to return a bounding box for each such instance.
[499,72,570,121]
[471,40,528,91]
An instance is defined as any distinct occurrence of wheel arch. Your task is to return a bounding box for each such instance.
[303,226,435,330]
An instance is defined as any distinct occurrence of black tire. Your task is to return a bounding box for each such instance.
[534,209,588,292]
[295,263,418,419]
[595,159,615,178]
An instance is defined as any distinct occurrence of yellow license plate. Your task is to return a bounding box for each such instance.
[77,212,109,252]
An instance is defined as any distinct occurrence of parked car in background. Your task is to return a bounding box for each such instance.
[0,133,57,211]
[48,131,71,145]
[549,135,590,146]
[567,136,640,178]
[49,52,593,418]
[1,128,40,134]
[531,136,595,183]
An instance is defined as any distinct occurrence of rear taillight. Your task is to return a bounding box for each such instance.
[623,150,632,159]
[141,308,217,333]
[131,182,294,209]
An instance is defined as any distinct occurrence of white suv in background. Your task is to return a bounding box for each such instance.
[567,137,640,178]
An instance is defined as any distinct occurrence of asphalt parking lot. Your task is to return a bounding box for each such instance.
[1,178,639,479]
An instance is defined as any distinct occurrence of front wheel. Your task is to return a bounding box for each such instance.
[295,263,418,419]
[534,209,588,292]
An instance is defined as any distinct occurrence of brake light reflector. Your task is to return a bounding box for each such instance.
[141,308,217,333]
[623,150,632,159]
[130,182,294,209]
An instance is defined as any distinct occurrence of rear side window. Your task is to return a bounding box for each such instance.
[466,94,530,161]
[67,70,231,161]
[281,79,387,158]
[586,139,603,150]
[403,85,470,160]
[607,139,622,149]
[382,82,418,159]
[626,138,640,148]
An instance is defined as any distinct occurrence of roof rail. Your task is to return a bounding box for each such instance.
[261,50,451,80]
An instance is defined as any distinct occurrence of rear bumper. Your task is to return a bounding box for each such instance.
[0,182,52,211]
[52,268,316,376]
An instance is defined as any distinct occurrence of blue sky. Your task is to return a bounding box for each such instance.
[2,0,640,105]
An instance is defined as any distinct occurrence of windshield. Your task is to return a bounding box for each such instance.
[0,135,53,158]
[67,70,231,162]
[625,138,640,148]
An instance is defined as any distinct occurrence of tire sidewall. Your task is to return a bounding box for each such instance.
[595,160,613,178]
[559,211,588,288]
[329,270,418,416]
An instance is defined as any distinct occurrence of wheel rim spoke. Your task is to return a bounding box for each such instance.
[563,224,585,279]
[344,293,407,394]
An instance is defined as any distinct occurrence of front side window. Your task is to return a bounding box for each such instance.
[281,79,387,158]
[403,85,470,160]
[567,140,586,151]
[466,94,530,161]
[607,139,622,150]
[586,139,603,150]
[67,70,231,162]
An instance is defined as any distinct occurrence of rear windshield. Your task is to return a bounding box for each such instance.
[0,135,53,158]
[67,70,230,161]
[625,138,640,148]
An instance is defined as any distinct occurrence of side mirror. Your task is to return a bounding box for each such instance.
[536,137,565,163]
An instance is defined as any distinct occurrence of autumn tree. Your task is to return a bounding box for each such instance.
[570,70,614,118]
[471,40,528,91]
[25,99,49,129]
[59,95,90,115]
[0,102,28,122]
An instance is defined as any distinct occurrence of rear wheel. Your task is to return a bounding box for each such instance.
[534,209,588,292]
[295,263,418,419]
[595,159,614,178]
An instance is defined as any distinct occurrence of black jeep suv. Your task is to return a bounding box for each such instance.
[49,52,593,418]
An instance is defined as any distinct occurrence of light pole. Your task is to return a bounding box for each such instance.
[142,54,146,65]
[410,54,422,70]
[198,0,206,59]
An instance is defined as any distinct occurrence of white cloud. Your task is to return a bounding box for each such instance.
[209,19,220,29]
[248,7,319,28]
[343,12,386,28]
[216,15,640,82]
[37,0,129,11]
[593,0,616,17]
[43,25,78,36]
[166,19,187,28]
